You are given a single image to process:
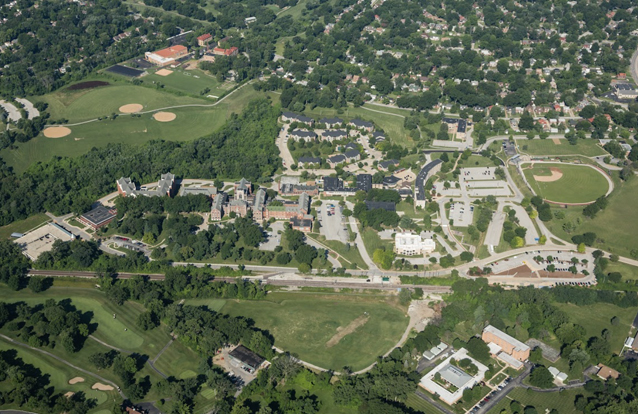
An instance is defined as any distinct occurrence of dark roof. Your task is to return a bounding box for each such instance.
[379,159,399,169]
[81,205,116,226]
[356,174,372,192]
[291,129,317,138]
[345,142,358,150]
[365,200,396,211]
[320,117,343,124]
[291,217,313,228]
[322,130,347,138]
[383,175,401,186]
[458,119,467,133]
[398,188,413,196]
[228,345,265,369]
[349,119,374,128]
[323,176,344,191]
[298,156,321,163]
[442,117,460,124]
[282,112,314,123]
[415,159,443,201]
[345,149,360,159]
[372,131,386,139]
[328,154,346,164]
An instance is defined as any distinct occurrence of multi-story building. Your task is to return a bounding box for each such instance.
[145,45,188,66]
[482,325,530,363]
[117,173,176,198]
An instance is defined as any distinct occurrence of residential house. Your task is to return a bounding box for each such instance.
[320,117,343,128]
[297,157,322,167]
[344,149,361,162]
[281,112,314,125]
[290,129,317,142]
[378,159,399,171]
[328,154,347,167]
[349,119,374,132]
[597,364,620,381]
[321,130,347,142]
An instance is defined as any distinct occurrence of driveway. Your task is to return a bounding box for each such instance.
[319,201,348,243]
[476,364,531,414]
[15,98,39,119]
[0,100,21,122]
[260,221,284,251]
[484,202,505,248]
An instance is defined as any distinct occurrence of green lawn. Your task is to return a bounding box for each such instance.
[544,177,638,257]
[306,233,368,270]
[488,387,585,414]
[606,262,638,281]
[554,302,638,353]
[361,228,393,256]
[153,339,203,379]
[405,391,445,414]
[0,340,119,412]
[0,287,173,358]
[220,292,409,371]
[183,298,228,312]
[457,154,499,168]
[0,213,49,239]
[2,83,266,173]
[145,67,233,97]
[520,139,608,157]
[523,163,609,204]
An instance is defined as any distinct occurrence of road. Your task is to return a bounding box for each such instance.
[0,333,127,399]
[476,364,531,414]
[15,98,39,119]
[345,201,378,271]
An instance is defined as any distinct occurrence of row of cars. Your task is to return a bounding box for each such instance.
[470,376,512,413]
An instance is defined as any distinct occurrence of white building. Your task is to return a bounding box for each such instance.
[395,231,436,255]
[419,348,488,405]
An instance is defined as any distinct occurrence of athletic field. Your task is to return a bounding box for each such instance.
[523,163,609,204]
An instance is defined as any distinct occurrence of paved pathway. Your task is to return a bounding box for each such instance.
[0,334,127,399]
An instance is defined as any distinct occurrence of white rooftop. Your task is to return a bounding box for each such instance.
[496,351,523,369]
[484,325,530,353]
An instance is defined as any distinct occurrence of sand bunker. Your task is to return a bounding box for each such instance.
[552,138,561,145]
[326,315,369,348]
[533,167,563,182]
[64,392,75,398]
[68,377,85,384]
[156,69,173,76]
[153,112,176,122]
[92,383,114,391]
[43,126,71,138]
[119,104,143,113]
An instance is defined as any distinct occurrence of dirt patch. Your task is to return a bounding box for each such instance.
[64,392,75,398]
[408,299,438,332]
[552,138,562,145]
[153,111,176,122]
[68,377,85,384]
[91,383,114,391]
[43,126,72,138]
[183,60,199,70]
[67,81,110,91]
[493,264,535,277]
[156,69,173,76]
[119,103,143,113]
[533,167,563,182]
[326,314,369,348]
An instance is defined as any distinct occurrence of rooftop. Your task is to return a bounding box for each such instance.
[81,205,116,226]
[483,325,530,353]
[229,345,265,369]
[439,364,473,389]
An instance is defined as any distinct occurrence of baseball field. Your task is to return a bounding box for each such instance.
[523,163,610,204]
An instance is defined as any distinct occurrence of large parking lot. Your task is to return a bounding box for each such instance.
[319,201,348,243]
[260,221,284,251]
[486,250,595,277]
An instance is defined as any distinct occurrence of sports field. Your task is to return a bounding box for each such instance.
[144,67,234,97]
[521,139,608,157]
[194,292,409,371]
[523,163,609,204]
[1,82,264,173]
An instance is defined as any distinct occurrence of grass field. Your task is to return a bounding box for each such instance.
[523,163,609,204]
[2,82,265,173]
[0,340,118,411]
[145,67,234,97]
[0,213,49,239]
[0,287,173,358]
[307,233,368,270]
[488,387,584,414]
[405,391,444,414]
[544,177,638,257]
[218,292,408,371]
[361,228,393,256]
[520,139,608,157]
[554,302,638,353]
[457,154,499,168]
[606,262,638,281]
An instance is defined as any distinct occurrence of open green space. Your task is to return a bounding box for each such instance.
[488,387,585,414]
[544,177,638,257]
[554,302,637,352]
[219,292,408,371]
[457,154,499,168]
[405,391,443,414]
[520,138,608,157]
[145,66,234,97]
[0,287,172,357]
[307,233,368,270]
[0,213,49,239]
[523,163,609,204]
[0,340,118,412]
[2,83,265,173]
[361,227,393,256]
[606,262,638,281]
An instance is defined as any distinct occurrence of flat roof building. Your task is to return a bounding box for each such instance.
[228,345,265,374]
[178,186,217,197]
[78,205,117,230]
[15,223,76,260]
[356,174,372,192]
[117,173,176,198]
[395,232,436,256]
[482,325,530,362]
[145,45,188,66]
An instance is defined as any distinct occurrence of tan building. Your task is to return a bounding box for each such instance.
[482,325,530,362]
[145,45,188,66]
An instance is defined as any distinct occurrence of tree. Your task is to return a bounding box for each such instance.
[577,243,586,253]
[460,251,474,262]
[519,111,535,131]
[529,366,554,388]
[399,288,412,305]
[466,337,490,362]
[27,276,48,293]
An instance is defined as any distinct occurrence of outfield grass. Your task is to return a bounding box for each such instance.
[544,177,638,257]
[523,163,609,204]
[488,387,585,414]
[554,302,638,353]
[520,139,608,157]
[0,340,119,411]
[220,292,408,371]
[2,83,267,173]
[0,213,49,239]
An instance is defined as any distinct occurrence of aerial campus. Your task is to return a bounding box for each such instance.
[3,1,638,414]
